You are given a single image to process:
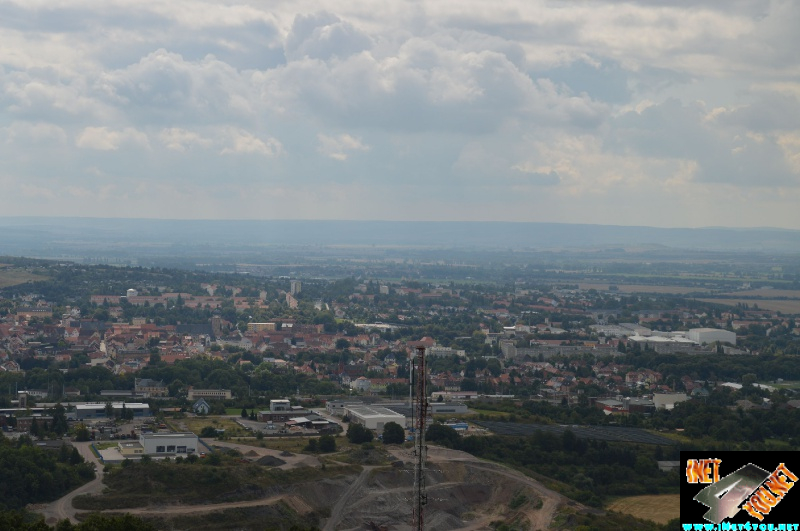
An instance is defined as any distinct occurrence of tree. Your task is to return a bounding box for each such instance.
[426,424,459,448]
[319,434,337,452]
[69,447,83,466]
[51,403,69,435]
[346,423,374,444]
[335,338,351,350]
[104,402,114,418]
[72,512,157,530]
[382,422,405,444]
[75,424,90,442]
[305,438,319,453]
[241,407,248,418]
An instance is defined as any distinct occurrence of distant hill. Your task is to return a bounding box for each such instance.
[0,217,798,256]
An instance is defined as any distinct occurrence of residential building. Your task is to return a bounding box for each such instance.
[187,388,232,400]
[135,378,168,397]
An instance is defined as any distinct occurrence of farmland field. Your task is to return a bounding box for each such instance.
[723,288,800,298]
[0,266,49,287]
[607,494,679,524]
[698,298,800,314]
[578,283,710,295]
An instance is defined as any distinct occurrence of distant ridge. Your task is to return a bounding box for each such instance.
[0,217,799,255]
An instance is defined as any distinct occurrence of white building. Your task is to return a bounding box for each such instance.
[140,432,199,455]
[345,405,406,431]
[75,402,150,420]
[427,346,466,358]
[653,393,690,410]
[687,328,736,345]
[326,400,364,416]
[270,399,291,412]
[187,388,232,400]
[350,376,372,392]
[290,280,302,295]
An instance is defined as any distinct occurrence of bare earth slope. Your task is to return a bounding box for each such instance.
[37,443,593,530]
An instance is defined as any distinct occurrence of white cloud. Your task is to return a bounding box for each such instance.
[75,126,150,151]
[0,0,798,227]
[4,121,67,144]
[158,128,213,152]
[317,133,369,161]
[220,129,284,157]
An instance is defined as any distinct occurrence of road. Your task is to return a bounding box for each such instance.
[35,441,106,526]
[105,494,311,516]
[386,445,593,531]
[205,438,321,469]
[322,466,374,531]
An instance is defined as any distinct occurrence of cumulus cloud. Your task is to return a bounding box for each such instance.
[75,126,150,151]
[159,128,213,152]
[0,0,798,227]
[317,133,369,160]
[285,12,373,61]
[220,129,284,157]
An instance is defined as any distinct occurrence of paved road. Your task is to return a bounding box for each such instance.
[35,442,105,526]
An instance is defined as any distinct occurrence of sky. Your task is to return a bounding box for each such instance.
[1,0,799,229]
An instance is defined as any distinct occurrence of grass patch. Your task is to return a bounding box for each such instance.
[181,416,252,438]
[73,458,361,510]
[0,267,49,288]
[647,430,693,444]
[606,494,680,525]
[550,505,666,530]
[765,380,800,390]
[145,503,325,531]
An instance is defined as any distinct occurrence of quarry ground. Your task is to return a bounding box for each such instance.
[38,441,594,530]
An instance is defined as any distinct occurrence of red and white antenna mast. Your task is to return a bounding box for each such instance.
[412,345,428,530]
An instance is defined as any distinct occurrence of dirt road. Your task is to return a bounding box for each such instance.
[35,442,106,526]
[105,494,312,516]
[387,445,580,530]
[206,438,321,469]
[322,466,374,531]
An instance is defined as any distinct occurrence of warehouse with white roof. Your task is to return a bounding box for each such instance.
[687,328,736,345]
[345,405,406,431]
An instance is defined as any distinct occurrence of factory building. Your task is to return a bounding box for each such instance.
[345,405,406,431]
[687,328,737,345]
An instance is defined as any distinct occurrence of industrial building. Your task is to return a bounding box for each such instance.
[326,400,364,416]
[139,432,199,455]
[75,402,150,420]
[345,405,406,431]
[687,328,737,345]
[653,393,690,410]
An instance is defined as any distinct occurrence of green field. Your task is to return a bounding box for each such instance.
[0,266,50,288]
[607,494,679,524]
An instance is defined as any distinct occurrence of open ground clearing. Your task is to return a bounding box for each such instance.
[579,283,711,294]
[698,298,800,314]
[47,443,604,530]
[721,288,800,298]
[0,266,49,287]
[607,494,679,524]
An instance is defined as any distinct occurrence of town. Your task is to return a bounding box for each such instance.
[1,253,800,529]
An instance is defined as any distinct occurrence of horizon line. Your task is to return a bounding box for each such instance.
[0,215,796,233]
